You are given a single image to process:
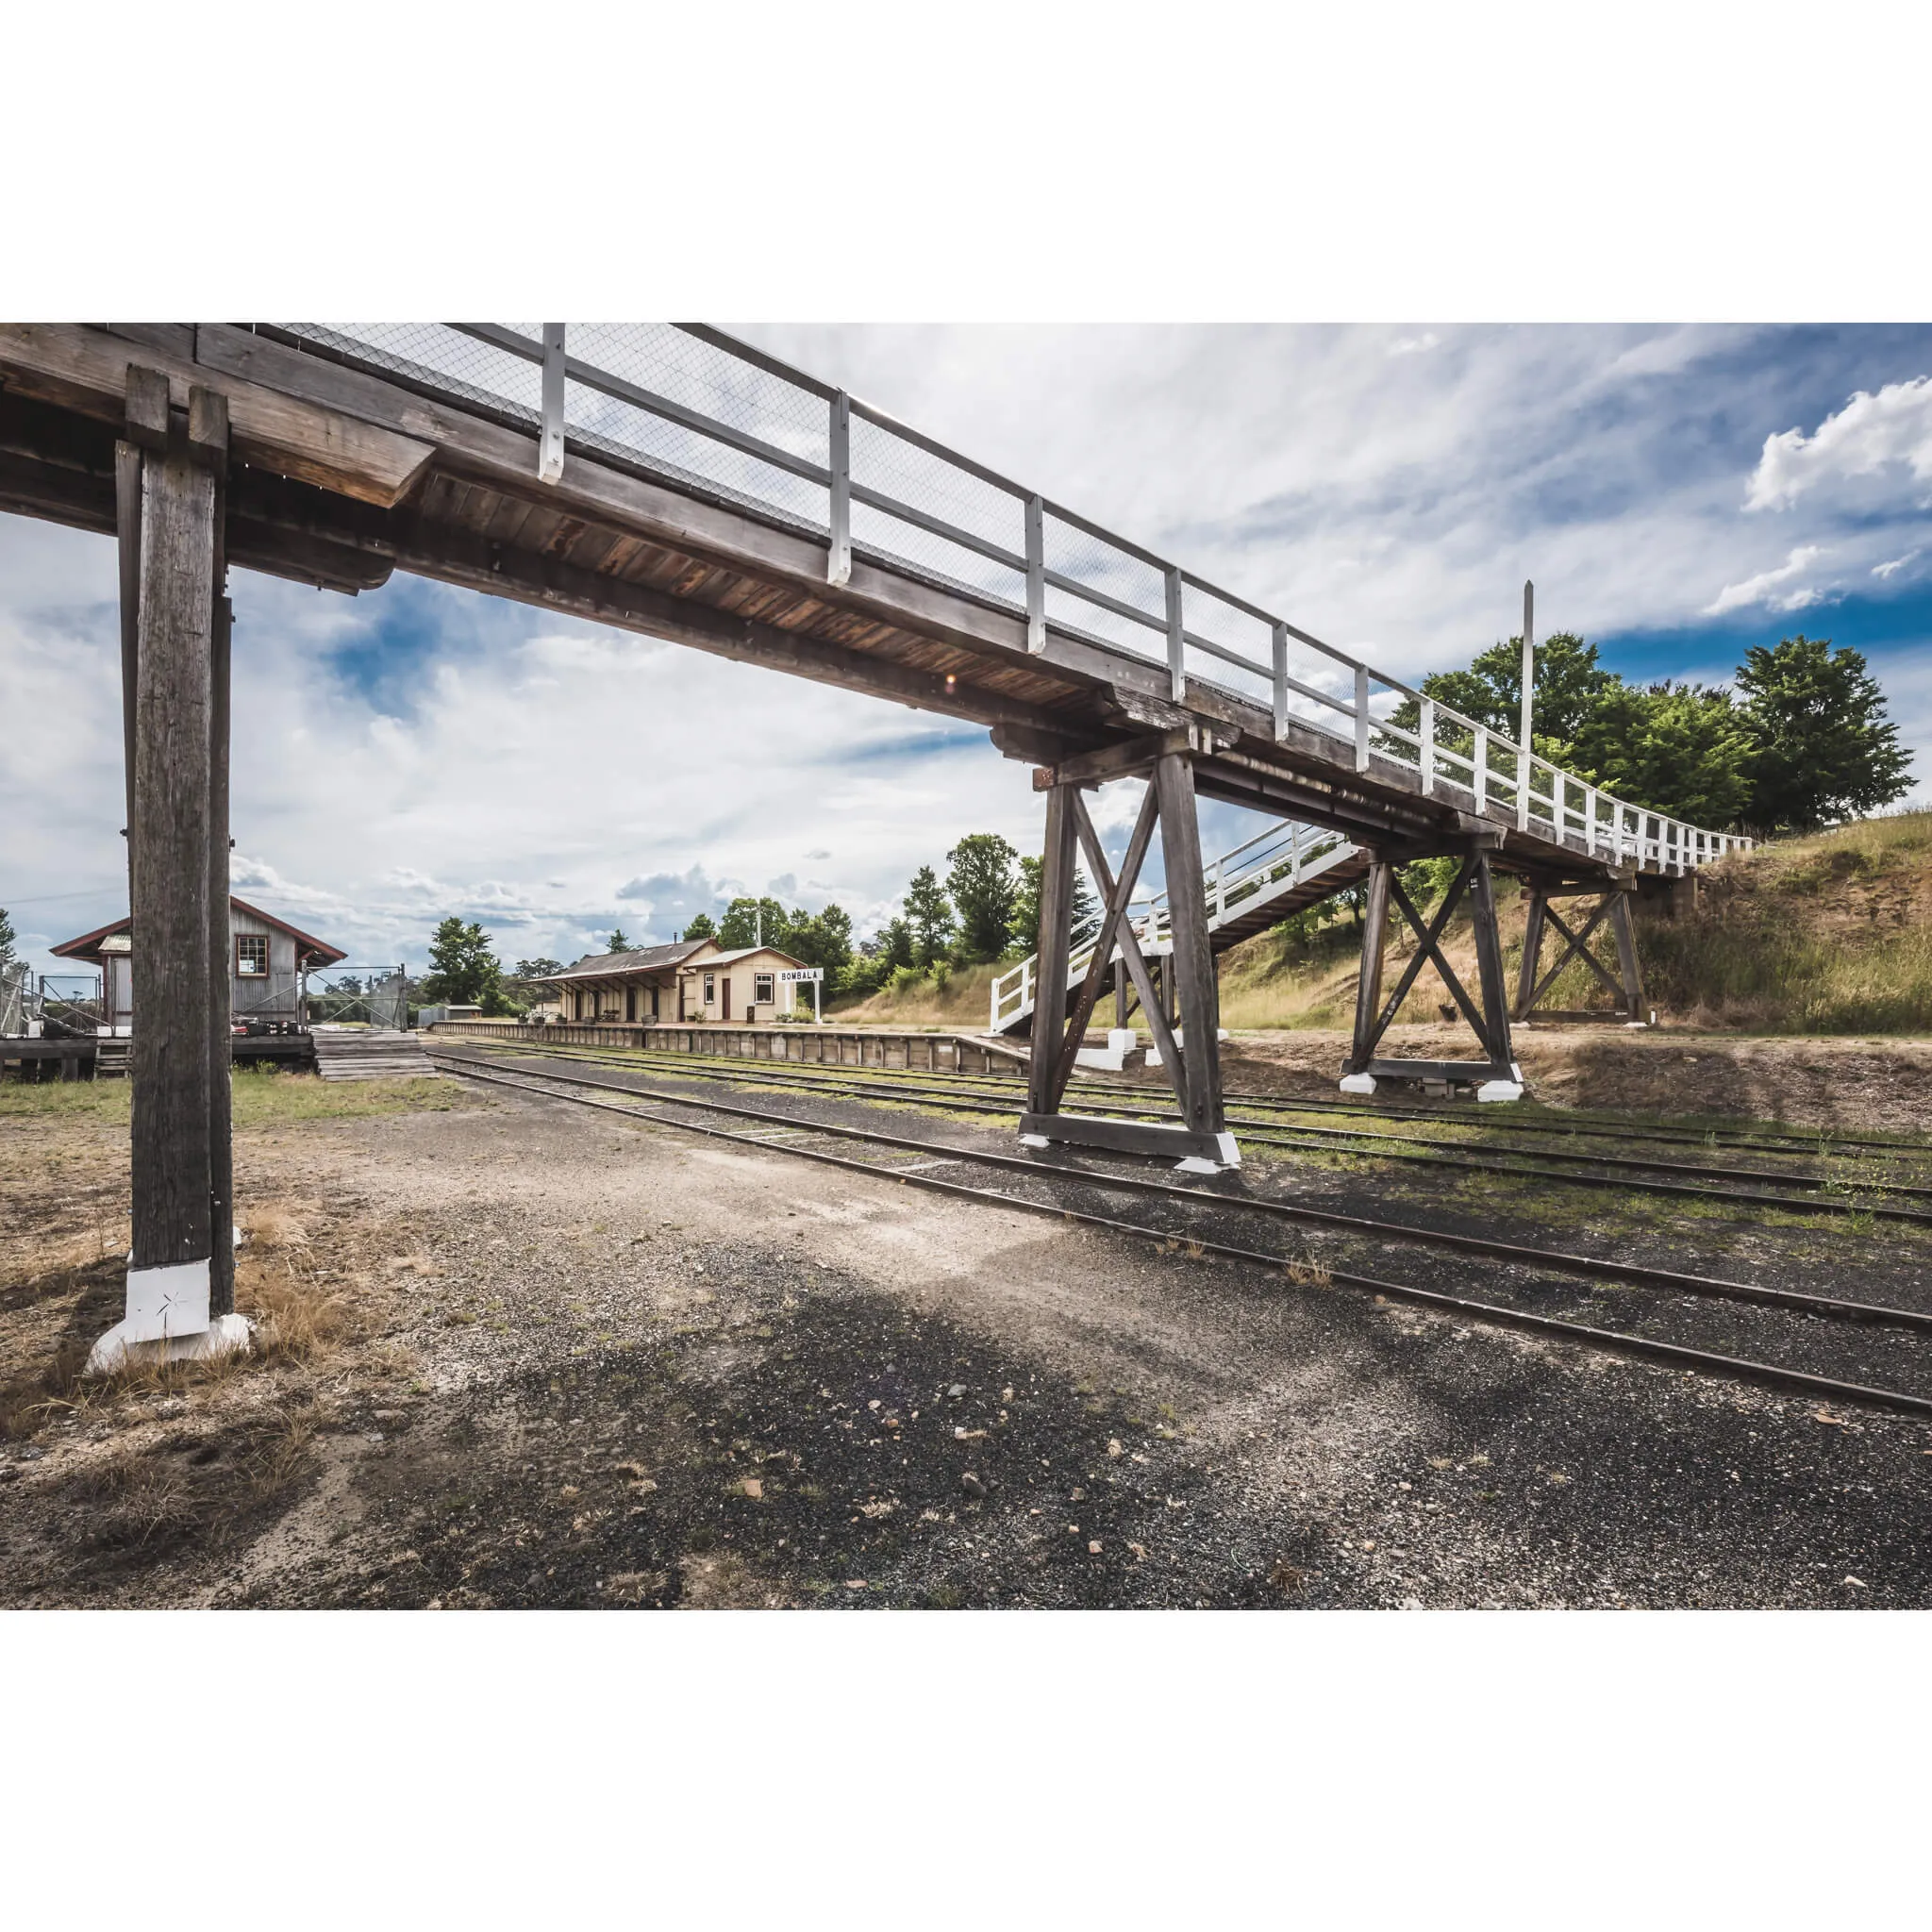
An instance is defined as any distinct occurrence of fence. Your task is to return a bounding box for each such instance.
[276,322,1748,869]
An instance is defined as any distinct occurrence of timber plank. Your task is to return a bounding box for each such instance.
[0,325,434,508]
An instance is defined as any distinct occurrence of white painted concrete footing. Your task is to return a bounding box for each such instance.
[1019,1132,1050,1149]
[1338,1073,1377,1095]
[1475,1080,1524,1103]
[1174,1132,1242,1175]
[87,1312,253,1377]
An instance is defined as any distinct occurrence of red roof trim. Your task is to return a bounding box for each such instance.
[51,897,348,968]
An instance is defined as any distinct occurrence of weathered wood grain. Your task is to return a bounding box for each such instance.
[129,452,215,1272]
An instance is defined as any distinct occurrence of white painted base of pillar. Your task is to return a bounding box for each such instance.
[1475,1080,1524,1104]
[1174,1133,1242,1175]
[1019,1132,1051,1149]
[1339,1073,1377,1095]
[1074,1044,1127,1072]
[1107,1028,1136,1057]
[87,1311,253,1378]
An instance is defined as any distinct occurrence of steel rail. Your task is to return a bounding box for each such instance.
[443,1039,1932,1214]
[447,1032,1921,1168]
[432,1054,1932,1421]
[440,1038,1888,1197]
[428,1047,1932,1332]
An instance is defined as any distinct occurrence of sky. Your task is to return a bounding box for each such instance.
[4,323,1931,986]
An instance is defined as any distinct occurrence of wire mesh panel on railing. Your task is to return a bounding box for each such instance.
[1041,512,1167,665]
[568,324,831,537]
[1179,580,1274,716]
[848,410,1026,609]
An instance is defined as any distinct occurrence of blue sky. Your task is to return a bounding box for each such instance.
[3,323,1929,983]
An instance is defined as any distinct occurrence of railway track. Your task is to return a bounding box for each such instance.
[428,1043,1932,1424]
[430,1036,1932,1223]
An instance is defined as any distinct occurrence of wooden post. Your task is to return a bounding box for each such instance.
[114,441,144,842]
[1344,860,1392,1075]
[1025,783,1078,1120]
[1467,851,1516,1077]
[1513,889,1548,1020]
[1152,752,1225,1141]
[130,451,217,1274]
[208,584,235,1316]
[1609,891,1645,1020]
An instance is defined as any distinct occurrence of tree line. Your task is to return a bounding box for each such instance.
[405,830,1106,1017]
[1389,631,1911,833]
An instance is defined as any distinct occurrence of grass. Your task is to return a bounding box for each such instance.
[1639,812,1932,1033]
[0,1067,468,1123]
[1212,809,1932,1038]
[827,960,1003,1030]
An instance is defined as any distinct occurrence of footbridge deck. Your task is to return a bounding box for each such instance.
[0,323,1743,881]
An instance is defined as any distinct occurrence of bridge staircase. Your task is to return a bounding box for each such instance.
[990,819,1366,1034]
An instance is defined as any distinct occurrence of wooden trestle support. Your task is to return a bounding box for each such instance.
[1020,741,1240,1173]
[1511,876,1647,1026]
[1339,836,1525,1102]
[88,365,247,1374]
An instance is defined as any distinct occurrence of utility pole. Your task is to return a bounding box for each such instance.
[1518,579,1535,832]
[1520,578,1535,752]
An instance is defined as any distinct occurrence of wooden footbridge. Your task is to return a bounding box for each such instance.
[0,322,1748,1361]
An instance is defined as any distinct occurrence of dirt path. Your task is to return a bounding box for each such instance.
[1211,1025,1932,1134]
[5,1074,1931,1608]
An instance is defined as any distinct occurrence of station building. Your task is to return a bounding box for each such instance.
[51,896,348,1034]
[543,937,818,1024]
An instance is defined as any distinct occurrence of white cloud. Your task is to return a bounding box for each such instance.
[9,325,1932,978]
[1745,375,1932,510]
[1387,332,1440,358]
[1704,546,1824,616]
[1874,550,1921,579]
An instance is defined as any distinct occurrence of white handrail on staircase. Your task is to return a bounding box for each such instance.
[988,818,1359,1031]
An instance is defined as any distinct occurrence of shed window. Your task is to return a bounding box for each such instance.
[236,935,269,977]
[703,973,716,1003]
[754,973,774,1005]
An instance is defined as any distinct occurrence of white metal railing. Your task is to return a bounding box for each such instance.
[277,322,1750,874]
[988,819,1359,1031]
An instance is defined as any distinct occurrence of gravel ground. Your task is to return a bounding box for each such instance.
[5,1061,1931,1609]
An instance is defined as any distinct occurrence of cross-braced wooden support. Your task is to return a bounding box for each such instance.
[1340,841,1524,1101]
[1020,743,1238,1171]
[1512,883,1647,1024]
[89,368,245,1374]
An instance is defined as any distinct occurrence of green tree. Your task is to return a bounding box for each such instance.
[513,957,564,980]
[716,896,791,951]
[680,912,717,941]
[903,865,956,968]
[421,917,507,1011]
[606,926,632,954]
[786,903,855,974]
[1571,680,1755,828]
[875,915,916,973]
[1388,631,1615,758]
[946,833,1020,962]
[0,905,16,972]
[1008,856,1042,958]
[1734,635,1913,833]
